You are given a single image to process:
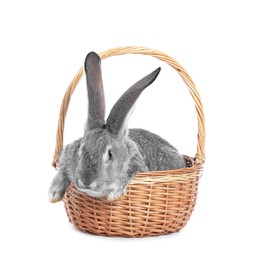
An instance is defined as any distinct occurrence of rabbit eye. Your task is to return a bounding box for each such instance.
[108,149,113,161]
[77,148,82,158]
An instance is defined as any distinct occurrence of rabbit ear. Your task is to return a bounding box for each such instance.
[106,67,161,136]
[85,52,105,130]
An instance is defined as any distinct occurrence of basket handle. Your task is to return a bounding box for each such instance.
[52,46,205,168]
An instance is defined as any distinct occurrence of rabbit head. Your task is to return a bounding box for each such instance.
[74,52,160,200]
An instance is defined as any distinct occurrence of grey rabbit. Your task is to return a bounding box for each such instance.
[49,52,186,202]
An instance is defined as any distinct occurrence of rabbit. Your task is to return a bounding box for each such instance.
[48,51,186,203]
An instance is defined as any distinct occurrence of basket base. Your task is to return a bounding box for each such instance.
[63,183,197,238]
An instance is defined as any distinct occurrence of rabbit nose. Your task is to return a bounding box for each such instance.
[77,179,91,189]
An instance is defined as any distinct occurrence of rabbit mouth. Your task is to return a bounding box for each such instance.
[75,180,97,196]
[76,183,127,201]
[75,178,128,201]
[77,187,125,201]
[75,185,103,198]
[84,189,102,198]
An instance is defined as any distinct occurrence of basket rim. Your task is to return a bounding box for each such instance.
[52,46,205,168]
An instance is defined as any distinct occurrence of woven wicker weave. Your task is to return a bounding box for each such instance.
[52,46,205,238]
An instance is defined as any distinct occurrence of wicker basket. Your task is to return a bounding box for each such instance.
[52,46,205,238]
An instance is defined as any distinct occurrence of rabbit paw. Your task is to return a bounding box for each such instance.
[48,188,64,203]
[106,187,128,202]
[48,173,69,203]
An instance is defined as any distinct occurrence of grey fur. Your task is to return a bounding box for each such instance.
[106,67,161,136]
[85,52,105,129]
[48,52,185,203]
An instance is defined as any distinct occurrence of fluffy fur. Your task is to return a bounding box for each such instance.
[49,52,185,202]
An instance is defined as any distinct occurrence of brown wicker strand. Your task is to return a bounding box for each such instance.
[52,67,83,168]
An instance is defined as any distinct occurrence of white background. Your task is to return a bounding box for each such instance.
[0,0,259,259]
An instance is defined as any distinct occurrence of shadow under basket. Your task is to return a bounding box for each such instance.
[52,46,205,238]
